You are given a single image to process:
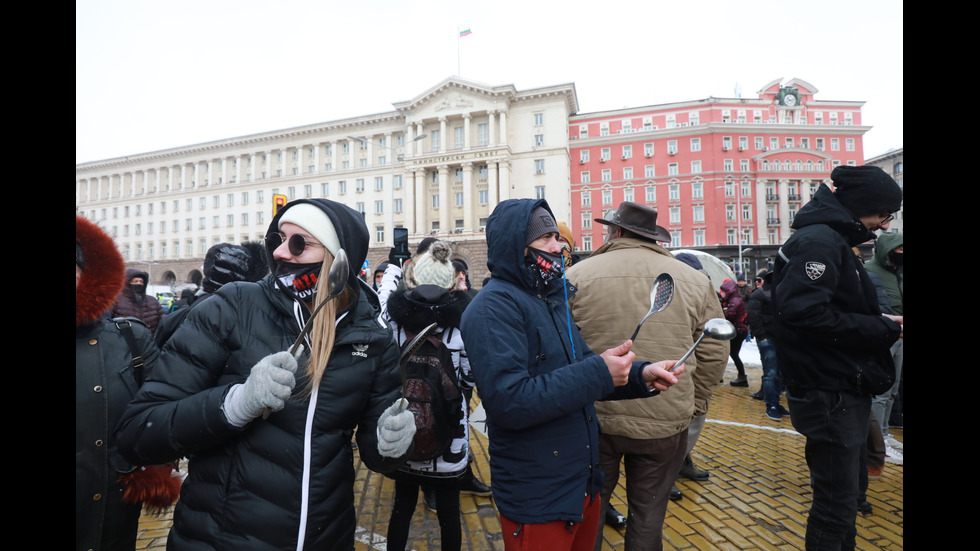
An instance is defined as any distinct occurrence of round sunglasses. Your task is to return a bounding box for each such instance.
[265,232,324,256]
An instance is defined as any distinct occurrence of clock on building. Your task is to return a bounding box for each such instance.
[779,87,800,107]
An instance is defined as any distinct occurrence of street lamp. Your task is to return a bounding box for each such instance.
[348,133,427,246]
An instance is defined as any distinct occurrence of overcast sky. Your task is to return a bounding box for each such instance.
[76,0,903,164]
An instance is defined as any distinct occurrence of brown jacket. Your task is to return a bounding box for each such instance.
[567,237,727,439]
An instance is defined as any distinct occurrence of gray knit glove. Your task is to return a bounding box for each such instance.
[223,351,298,427]
[377,398,416,458]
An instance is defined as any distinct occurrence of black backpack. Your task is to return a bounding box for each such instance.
[401,328,464,461]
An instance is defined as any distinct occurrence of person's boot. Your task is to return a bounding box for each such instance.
[670,483,683,501]
[459,462,492,496]
[730,375,748,387]
[678,454,709,481]
[605,505,627,528]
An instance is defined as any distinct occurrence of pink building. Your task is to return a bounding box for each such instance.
[568,78,868,275]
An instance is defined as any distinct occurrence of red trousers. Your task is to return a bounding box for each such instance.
[499,494,602,551]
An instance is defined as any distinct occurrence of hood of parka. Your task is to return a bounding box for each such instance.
[485,198,557,294]
[265,198,370,292]
[873,232,903,268]
[76,215,126,327]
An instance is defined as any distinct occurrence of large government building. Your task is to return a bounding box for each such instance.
[75,76,899,290]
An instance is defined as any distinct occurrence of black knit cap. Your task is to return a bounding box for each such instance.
[526,206,559,246]
[832,166,903,217]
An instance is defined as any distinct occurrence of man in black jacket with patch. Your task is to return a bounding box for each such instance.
[771,166,903,550]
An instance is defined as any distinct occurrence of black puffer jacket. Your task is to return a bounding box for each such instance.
[771,184,901,395]
[116,199,403,550]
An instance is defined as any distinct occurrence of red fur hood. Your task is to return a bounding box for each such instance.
[76,216,125,327]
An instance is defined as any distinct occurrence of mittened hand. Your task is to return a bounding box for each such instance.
[238,352,298,419]
[377,398,416,458]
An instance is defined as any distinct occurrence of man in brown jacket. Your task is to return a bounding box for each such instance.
[567,202,728,551]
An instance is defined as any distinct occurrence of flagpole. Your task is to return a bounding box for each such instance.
[457,27,461,76]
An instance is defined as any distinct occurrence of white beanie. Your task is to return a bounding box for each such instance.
[405,240,455,290]
[278,203,341,257]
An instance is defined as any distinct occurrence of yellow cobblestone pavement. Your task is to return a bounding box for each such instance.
[136,355,903,550]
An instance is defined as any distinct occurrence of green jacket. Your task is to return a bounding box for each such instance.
[864,232,903,316]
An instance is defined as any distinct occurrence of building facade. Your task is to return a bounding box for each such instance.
[76,76,885,287]
[567,78,871,275]
[863,147,903,235]
[75,77,578,287]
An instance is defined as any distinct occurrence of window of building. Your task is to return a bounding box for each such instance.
[600,148,610,162]
[454,127,464,149]
[668,163,678,176]
[601,169,611,182]
[691,161,702,174]
[581,211,592,229]
[535,186,546,200]
[535,160,545,174]
[533,112,544,126]
[478,123,488,146]
[669,207,681,224]
[691,138,701,152]
[581,171,590,183]
[356,179,365,193]
[645,186,656,203]
[375,177,384,191]
[624,187,634,202]
[455,192,464,206]
[394,198,403,213]
[644,143,654,157]
[622,145,632,159]
[375,200,384,214]
[431,130,440,152]
[581,190,592,207]
[602,189,613,205]
[693,205,704,223]
[667,140,678,155]
[432,195,439,209]
[623,167,633,180]
[479,190,488,205]
[831,138,840,151]
[645,165,655,178]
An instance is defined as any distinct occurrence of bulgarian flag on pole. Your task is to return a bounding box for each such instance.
[459,28,472,37]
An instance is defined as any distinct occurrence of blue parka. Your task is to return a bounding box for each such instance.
[460,198,660,526]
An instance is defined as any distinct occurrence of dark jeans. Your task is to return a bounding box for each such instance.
[786,388,871,551]
[758,339,782,407]
[387,479,462,551]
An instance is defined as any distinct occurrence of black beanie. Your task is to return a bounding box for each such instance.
[526,206,560,246]
[832,166,903,217]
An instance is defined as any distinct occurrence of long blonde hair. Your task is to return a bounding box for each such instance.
[302,250,352,393]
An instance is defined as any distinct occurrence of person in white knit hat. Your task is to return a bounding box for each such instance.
[375,238,485,550]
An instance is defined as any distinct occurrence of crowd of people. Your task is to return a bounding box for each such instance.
[77,163,902,551]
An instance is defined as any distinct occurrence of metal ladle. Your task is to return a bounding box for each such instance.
[263,249,349,419]
[629,273,675,341]
[670,318,736,372]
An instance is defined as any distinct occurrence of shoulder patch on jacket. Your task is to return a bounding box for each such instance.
[805,261,826,280]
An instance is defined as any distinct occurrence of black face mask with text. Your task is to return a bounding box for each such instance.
[273,260,322,301]
[525,247,564,284]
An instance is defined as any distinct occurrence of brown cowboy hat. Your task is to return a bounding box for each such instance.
[595,202,671,242]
